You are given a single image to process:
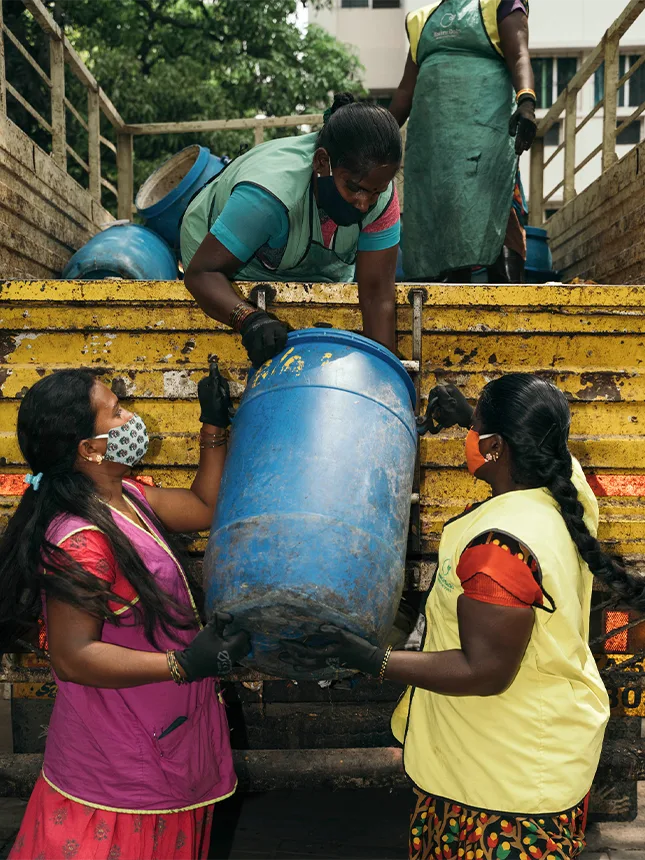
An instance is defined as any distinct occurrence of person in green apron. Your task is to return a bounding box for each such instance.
[389,0,537,283]
[181,94,402,367]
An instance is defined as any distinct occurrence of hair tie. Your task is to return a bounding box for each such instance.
[24,472,43,492]
[322,107,332,125]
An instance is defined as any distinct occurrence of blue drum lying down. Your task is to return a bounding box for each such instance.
[61,223,178,280]
[204,329,417,678]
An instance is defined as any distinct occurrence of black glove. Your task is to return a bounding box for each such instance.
[279,624,385,676]
[198,361,233,428]
[239,310,289,368]
[417,383,473,435]
[175,611,251,681]
[389,597,419,649]
[509,98,537,155]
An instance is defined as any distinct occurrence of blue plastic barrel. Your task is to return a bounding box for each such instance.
[135,145,227,249]
[204,329,417,678]
[62,223,178,280]
[525,226,557,283]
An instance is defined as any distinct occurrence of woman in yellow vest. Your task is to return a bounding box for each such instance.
[281,374,645,859]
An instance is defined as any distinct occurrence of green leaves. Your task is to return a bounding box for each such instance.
[7,0,366,203]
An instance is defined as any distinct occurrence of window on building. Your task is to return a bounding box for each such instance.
[624,55,645,106]
[372,0,401,6]
[342,0,369,7]
[544,121,561,147]
[532,57,578,110]
[557,58,578,95]
[533,58,553,109]
[595,55,645,107]
[545,208,560,220]
[617,120,642,146]
[594,63,604,106]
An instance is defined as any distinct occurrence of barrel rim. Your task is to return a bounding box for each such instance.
[135,145,209,217]
[285,328,416,406]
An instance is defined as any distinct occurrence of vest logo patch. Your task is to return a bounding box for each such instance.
[434,13,460,40]
[437,558,455,592]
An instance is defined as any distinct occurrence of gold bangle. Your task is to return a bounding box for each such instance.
[167,650,186,685]
[229,302,257,332]
[379,645,393,682]
[516,88,536,103]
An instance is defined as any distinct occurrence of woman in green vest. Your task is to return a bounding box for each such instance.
[281,374,645,859]
[389,0,537,282]
[181,95,402,367]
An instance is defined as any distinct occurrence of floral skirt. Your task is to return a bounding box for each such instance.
[409,787,588,860]
[9,776,214,860]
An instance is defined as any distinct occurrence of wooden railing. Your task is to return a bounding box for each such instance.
[0,0,130,213]
[530,0,645,226]
[0,0,328,223]
[122,113,327,209]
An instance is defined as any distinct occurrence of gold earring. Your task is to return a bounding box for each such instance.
[485,452,499,463]
[95,454,104,465]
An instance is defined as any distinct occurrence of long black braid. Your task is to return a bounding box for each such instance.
[478,373,645,609]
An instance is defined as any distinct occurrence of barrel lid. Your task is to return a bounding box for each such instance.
[525,226,549,238]
[286,329,416,406]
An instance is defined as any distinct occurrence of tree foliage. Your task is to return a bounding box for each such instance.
[4,0,364,204]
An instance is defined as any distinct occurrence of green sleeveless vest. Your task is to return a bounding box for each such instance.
[403,0,517,279]
[180,133,394,283]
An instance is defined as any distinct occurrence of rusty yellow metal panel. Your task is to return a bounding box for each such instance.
[1,280,645,556]
[12,682,57,699]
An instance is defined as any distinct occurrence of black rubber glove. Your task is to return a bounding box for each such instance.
[417,383,473,435]
[509,98,537,155]
[389,597,419,649]
[197,361,233,428]
[279,624,385,676]
[239,310,289,368]
[175,612,251,681]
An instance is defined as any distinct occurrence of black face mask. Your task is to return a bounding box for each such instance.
[317,174,366,227]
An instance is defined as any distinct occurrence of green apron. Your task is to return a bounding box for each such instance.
[180,133,394,283]
[403,0,517,279]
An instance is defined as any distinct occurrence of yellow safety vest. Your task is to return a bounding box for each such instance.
[392,460,610,814]
[406,0,505,64]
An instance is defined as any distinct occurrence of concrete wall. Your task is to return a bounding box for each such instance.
[311,4,407,92]
[0,117,113,278]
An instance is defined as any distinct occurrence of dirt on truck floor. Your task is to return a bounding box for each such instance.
[2,788,644,860]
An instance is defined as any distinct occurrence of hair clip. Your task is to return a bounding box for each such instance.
[24,472,43,492]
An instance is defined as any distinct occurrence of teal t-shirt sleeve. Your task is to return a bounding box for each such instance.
[357,219,401,252]
[210,183,289,262]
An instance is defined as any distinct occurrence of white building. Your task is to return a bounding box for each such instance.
[310,0,645,216]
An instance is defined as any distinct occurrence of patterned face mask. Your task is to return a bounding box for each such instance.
[93,414,149,467]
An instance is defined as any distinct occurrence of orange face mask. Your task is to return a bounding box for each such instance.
[465,429,495,476]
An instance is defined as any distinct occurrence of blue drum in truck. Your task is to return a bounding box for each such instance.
[203,329,417,678]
